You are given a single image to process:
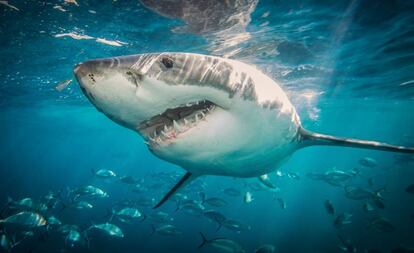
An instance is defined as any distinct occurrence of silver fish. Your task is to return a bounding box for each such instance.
[368,217,395,233]
[88,223,124,238]
[198,233,246,253]
[151,224,182,236]
[92,169,117,178]
[222,219,251,233]
[244,192,253,204]
[200,193,227,207]
[148,211,174,223]
[359,157,378,167]
[334,213,352,229]
[0,211,46,228]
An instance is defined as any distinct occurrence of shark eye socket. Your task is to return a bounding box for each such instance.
[161,57,174,69]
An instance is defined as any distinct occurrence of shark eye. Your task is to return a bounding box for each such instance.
[161,57,174,69]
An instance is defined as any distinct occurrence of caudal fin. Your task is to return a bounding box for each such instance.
[299,127,414,154]
[198,232,208,248]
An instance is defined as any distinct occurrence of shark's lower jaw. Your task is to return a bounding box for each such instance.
[137,100,216,147]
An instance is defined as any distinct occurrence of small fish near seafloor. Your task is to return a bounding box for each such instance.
[198,233,246,253]
[359,157,378,168]
[111,207,145,223]
[334,213,353,229]
[368,217,395,233]
[199,192,228,207]
[92,168,117,179]
[88,223,124,238]
[244,191,253,203]
[203,210,226,230]
[150,224,182,236]
[0,211,47,228]
[307,168,358,187]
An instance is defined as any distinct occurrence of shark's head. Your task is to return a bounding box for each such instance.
[74,53,300,177]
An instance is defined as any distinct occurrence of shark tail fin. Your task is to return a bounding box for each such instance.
[153,172,198,209]
[299,127,414,154]
[198,232,208,249]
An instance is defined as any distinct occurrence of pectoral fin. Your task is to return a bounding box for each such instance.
[153,172,198,209]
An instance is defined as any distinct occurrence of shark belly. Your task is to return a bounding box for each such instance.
[149,98,300,177]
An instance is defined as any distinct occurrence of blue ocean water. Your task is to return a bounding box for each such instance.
[1,0,414,252]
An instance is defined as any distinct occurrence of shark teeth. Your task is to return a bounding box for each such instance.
[173,120,182,131]
[140,100,217,145]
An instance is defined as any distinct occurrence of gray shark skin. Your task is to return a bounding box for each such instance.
[74,52,414,208]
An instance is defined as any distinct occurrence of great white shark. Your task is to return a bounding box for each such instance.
[73,52,414,208]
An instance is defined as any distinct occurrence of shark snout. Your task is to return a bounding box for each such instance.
[74,58,117,80]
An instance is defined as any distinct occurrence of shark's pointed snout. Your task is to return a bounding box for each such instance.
[74,58,118,81]
[73,62,87,79]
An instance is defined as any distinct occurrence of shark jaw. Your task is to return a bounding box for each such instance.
[137,99,217,147]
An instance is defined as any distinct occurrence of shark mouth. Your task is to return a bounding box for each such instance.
[137,100,216,146]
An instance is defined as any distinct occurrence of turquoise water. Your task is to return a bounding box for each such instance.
[1,1,414,252]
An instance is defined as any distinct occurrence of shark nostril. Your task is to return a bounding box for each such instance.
[88,73,96,83]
